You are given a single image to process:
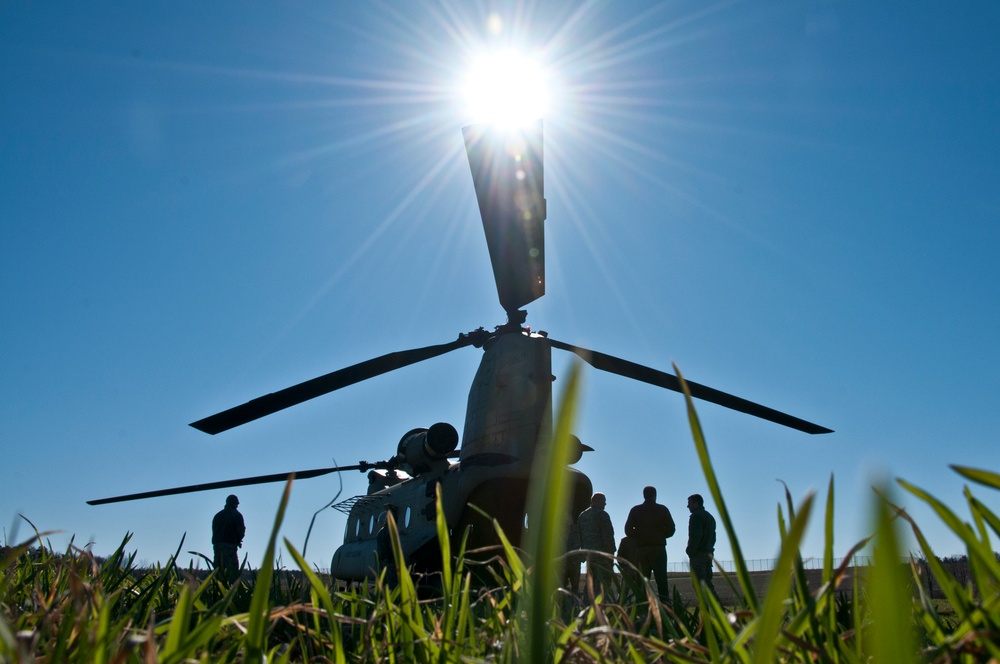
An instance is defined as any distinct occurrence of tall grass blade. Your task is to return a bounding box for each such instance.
[246,475,294,661]
[967,494,1000,541]
[892,502,975,618]
[822,474,837,641]
[964,486,992,551]
[162,583,192,659]
[752,491,814,664]
[867,482,916,664]
[674,363,759,612]
[493,519,526,588]
[386,508,431,661]
[435,482,453,597]
[522,361,583,664]
[434,481,467,651]
[898,478,1000,578]
[132,535,186,621]
[951,465,1000,490]
[284,539,345,662]
[689,571,732,662]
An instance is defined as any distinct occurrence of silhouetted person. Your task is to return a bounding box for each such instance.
[686,493,717,595]
[562,511,582,594]
[625,486,675,602]
[212,494,245,583]
[578,492,616,597]
[617,534,642,604]
[376,504,399,588]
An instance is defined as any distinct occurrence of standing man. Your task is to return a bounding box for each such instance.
[686,493,717,595]
[625,486,675,602]
[577,492,616,597]
[212,494,245,583]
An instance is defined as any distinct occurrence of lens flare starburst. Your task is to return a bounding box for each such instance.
[461,50,549,128]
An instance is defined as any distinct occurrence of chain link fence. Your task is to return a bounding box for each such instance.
[667,554,875,574]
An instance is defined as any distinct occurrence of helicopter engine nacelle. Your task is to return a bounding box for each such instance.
[396,422,459,476]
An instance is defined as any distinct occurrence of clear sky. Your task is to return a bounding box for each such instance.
[3,2,998,572]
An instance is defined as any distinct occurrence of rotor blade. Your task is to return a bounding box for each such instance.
[547,338,832,435]
[464,122,546,313]
[191,335,475,434]
[87,465,367,505]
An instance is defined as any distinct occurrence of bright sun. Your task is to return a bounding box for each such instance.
[461,50,549,128]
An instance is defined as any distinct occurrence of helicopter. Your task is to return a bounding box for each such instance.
[89,121,831,581]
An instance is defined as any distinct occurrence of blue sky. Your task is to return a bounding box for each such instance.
[2,2,998,571]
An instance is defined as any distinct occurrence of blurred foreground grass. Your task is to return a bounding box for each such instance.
[3,366,999,662]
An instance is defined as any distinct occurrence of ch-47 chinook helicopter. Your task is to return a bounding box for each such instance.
[89,121,832,580]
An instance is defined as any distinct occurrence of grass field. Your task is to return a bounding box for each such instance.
[3,368,999,662]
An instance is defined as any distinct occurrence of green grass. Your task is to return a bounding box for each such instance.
[3,364,1000,662]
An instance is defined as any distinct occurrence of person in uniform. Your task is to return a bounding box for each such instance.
[212,494,245,583]
[577,492,616,597]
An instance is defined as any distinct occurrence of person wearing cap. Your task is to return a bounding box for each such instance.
[212,494,245,582]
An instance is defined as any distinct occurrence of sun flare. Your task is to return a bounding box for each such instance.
[461,50,549,128]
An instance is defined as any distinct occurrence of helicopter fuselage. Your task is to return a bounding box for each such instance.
[330,329,594,580]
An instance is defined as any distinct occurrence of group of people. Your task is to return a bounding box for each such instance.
[568,486,717,601]
[211,486,717,601]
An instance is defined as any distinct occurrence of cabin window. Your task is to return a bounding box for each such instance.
[404,505,411,529]
[353,517,360,538]
[369,514,376,534]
